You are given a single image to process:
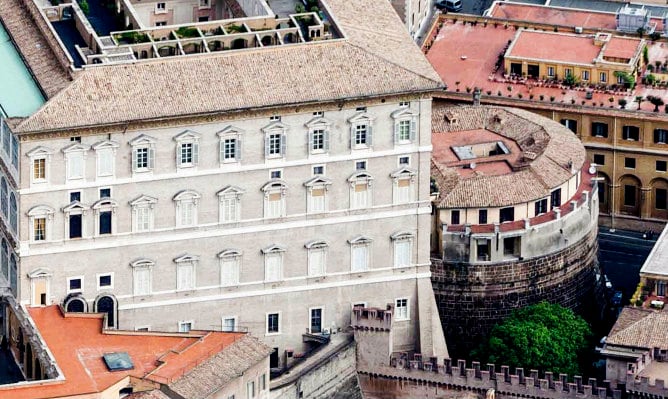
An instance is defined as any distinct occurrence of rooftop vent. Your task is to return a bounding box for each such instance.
[103,352,134,372]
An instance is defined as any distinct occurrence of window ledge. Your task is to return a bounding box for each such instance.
[265,332,281,336]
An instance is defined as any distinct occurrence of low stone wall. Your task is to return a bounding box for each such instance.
[432,227,603,357]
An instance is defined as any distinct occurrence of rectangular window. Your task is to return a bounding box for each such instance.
[591,122,609,138]
[222,317,236,332]
[135,207,150,232]
[97,149,114,177]
[156,2,166,10]
[308,247,326,276]
[221,256,240,286]
[355,124,369,146]
[551,189,562,209]
[266,192,284,218]
[267,134,283,156]
[397,120,411,141]
[499,207,514,223]
[220,196,238,223]
[394,240,411,268]
[655,129,668,144]
[180,142,193,165]
[68,277,82,292]
[99,211,112,234]
[311,129,325,152]
[478,209,488,224]
[451,210,460,225]
[33,158,46,181]
[222,138,239,161]
[310,308,323,333]
[623,126,640,141]
[565,68,572,77]
[656,188,667,210]
[34,218,46,241]
[269,115,281,121]
[267,313,280,334]
[313,165,325,175]
[503,236,521,258]
[547,66,555,77]
[98,274,113,289]
[260,374,266,391]
[617,74,625,84]
[396,178,411,204]
[351,245,369,272]
[352,183,369,209]
[178,321,193,332]
[399,101,410,107]
[70,191,81,202]
[134,268,151,296]
[67,152,84,180]
[600,72,607,83]
[134,147,150,170]
[180,202,195,226]
[560,119,577,133]
[395,298,409,320]
[310,187,326,213]
[593,154,605,165]
[69,214,82,239]
[535,198,548,215]
[355,160,367,171]
[625,157,636,169]
[657,160,667,172]
[582,70,590,81]
[247,381,255,399]
[399,156,410,166]
[177,263,195,291]
[265,253,282,282]
[476,239,491,261]
[99,188,111,198]
[624,184,637,207]
[270,169,282,179]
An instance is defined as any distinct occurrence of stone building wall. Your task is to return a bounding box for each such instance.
[431,226,603,357]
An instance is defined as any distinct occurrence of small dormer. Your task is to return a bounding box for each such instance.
[444,110,458,125]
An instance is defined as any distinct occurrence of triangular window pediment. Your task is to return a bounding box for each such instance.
[174,130,201,142]
[62,143,90,153]
[348,172,373,182]
[92,140,120,150]
[390,167,417,178]
[217,185,245,196]
[129,195,158,206]
[348,112,374,124]
[26,146,53,157]
[391,108,418,119]
[217,126,244,137]
[129,134,157,146]
[261,121,288,134]
[28,267,53,278]
[305,116,332,128]
[62,201,89,212]
[304,176,332,187]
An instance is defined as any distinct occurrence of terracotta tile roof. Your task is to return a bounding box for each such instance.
[607,308,668,349]
[431,104,585,208]
[604,36,643,60]
[0,306,246,399]
[609,306,656,337]
[0,0,71,98]
[507,30,602,65]
[125,390,172,399]
[168,335,272,398]
[14,0,442,134]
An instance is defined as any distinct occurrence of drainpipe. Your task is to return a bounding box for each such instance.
[611,116,618,232]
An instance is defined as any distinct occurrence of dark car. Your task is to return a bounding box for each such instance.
[435,0,462,12]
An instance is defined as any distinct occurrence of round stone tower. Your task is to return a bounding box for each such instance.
[430,104,604,357]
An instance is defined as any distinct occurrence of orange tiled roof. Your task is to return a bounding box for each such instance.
[507,30,602,65]
[0,306,245,399]
[604,36,644,60]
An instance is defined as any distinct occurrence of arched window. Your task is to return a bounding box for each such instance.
[64,295,87,313]
[95,295,117,328]
[1,177,8,216]
[9,192,16,232]
[1,239,6,281]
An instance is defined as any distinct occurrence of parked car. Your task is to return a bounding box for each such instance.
[435,0,462,12]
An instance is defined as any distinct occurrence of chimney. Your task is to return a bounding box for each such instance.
[473,87,482,106]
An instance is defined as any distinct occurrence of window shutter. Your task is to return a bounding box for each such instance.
[148,147,155,169]
[280,134,287,156]
[308,130,314,152]
[367,124,373,146]
[323,130,330,151]
[264,135,270,157]
[655,130,660,143]
[192,141,199,165]
[410,119,417,142]
[394,122,400,144]
[132,148,138,171]
[350,124,355,148]
[176,144,183,167]
[235,138,242,160]
[219,140,224,162]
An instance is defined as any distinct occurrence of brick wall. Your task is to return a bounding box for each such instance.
[431,228,603,357]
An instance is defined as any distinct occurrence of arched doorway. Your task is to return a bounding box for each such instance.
[619,174,642,217]
[650,178,668,220]
[597,172,611,214]
[95,295,117,329]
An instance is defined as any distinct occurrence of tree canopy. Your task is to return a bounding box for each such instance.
[470,301,592,376]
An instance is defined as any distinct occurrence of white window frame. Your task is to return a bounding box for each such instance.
[348,172,373,209]
[174,130,201,169]
[62,201,89,240]
[27,205,55,243]
[131,258,154,296]
[62,143,89,182]
[309,306,324,334]
[129,195,157,233]
[174,254,198,291]
[174,190,201,227]
[219,249,242,286]
[348,112,374,150]
[178,320,194,332]
[391,231,414,268]
[312,164,326,176]
[391,107,418,145]
[263,122,287,160]
[262,181,287,219]
[304,176,331,214]
[349,235,372,272]
[217,126,243,164]
[305,116,332,155]
[155,2,166,12]
[217,186,244,223]
[391,167,416,205]
[26,146,53,185]
[546,66,555,78]
[395,297,410,321]
[222,315,238,332]
[262,245,285,282]
[28,268,53,306]
[582,70,590,81]
[129,134,156,174]
[67,275,84,294]
[247,380,256,399]
[266,311,281,335]
[305,240,327,277]
[398,155,411,167]
[600,72,607,83]
[92,140,119,179]
[92,198,118,236]
[96,272,114,290]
